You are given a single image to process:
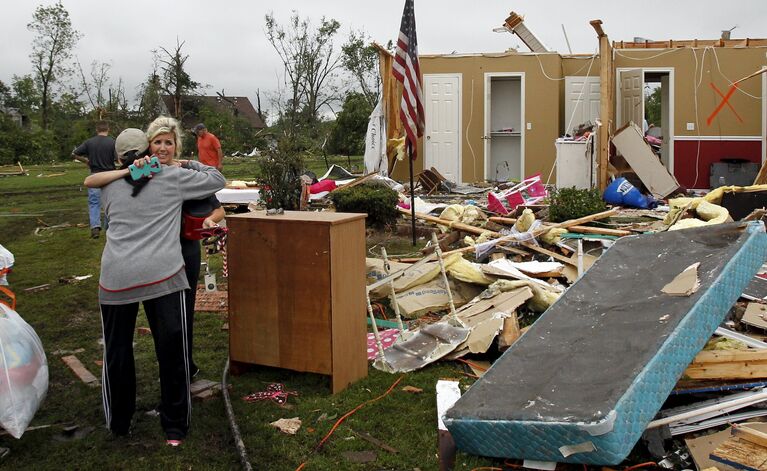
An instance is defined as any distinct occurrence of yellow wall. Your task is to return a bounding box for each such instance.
[395,53,563,183]
[394,47,766,184]
[614,48,766,137]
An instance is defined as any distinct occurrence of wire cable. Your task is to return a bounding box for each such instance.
[222,359,253,471]
[295,375,404,471]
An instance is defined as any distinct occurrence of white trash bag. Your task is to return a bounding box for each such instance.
[0,301,48,438]
[0,244,13,286]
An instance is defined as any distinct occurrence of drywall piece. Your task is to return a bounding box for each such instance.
[662,262,701,296]
[741,303,767,330]
[612,122,680,198]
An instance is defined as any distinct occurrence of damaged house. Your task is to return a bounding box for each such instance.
[388,17,767,190]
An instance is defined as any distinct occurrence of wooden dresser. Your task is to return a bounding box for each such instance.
[227,210,367,393]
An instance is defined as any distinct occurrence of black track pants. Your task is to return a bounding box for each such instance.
[100,290,191,439]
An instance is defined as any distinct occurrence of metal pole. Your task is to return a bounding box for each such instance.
[409,143,416,246]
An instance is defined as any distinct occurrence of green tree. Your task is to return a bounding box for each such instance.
[156,39,200,119]
[645,86,662,128]
[27,1,82,130]
[8,75,41,116]
[136,71,165,124]
[341,30,380,107]
[327,92,372,156]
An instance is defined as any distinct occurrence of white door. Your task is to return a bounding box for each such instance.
[424,74,461,183]
[564,76,600,135]
[660,74,671,169]
[619,69,644,128]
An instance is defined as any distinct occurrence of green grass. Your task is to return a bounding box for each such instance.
[0,160,503,470]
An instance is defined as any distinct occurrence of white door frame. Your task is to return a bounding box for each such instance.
[484,72,525,180]
[615,67,675,174]
[423,73,463,183]
[762,67,766,164]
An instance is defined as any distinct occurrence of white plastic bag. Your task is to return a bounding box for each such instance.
[0,244,13,286]
[0,301,48,438]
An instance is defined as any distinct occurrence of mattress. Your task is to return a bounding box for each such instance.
[444,222,767,465]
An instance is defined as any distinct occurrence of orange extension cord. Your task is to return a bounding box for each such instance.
[294,375,404,471]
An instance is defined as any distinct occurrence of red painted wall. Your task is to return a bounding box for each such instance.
[673,140,762,189]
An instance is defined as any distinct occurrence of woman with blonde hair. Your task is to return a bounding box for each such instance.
[86,117,224,446]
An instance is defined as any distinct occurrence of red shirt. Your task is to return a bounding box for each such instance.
[197,132,222,168]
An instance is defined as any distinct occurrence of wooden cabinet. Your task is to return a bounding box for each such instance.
[227,211,368,393]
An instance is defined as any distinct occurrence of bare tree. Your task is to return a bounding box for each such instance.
[265,12,342,130]
[27,1,82,130]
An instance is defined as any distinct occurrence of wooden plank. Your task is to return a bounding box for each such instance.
[733,425,767,449]
[330,218,368,393]
[61,355,99,386]
[684,349,767,380]
[489,216,631,237]
[592,20,612,191]
[711,437,767,471]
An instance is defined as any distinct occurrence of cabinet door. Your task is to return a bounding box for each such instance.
[228,219,332,374]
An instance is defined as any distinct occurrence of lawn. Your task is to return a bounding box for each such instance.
[0,158,500,470]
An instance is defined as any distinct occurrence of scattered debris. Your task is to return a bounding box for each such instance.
[58,274,92,284]
[341,450,377,464]
[401,385,423,394]
[349,428,399,453]
[243,383,298,405]
[60,355,99,387]
[270,417,301,435]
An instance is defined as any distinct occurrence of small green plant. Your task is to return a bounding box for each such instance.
[259,137,304,210]
[547,186,607,222]
[330,182,399,228]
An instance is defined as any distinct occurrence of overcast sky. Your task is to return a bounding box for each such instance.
[2,0,766,118]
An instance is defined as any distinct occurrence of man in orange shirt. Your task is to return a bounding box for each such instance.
[193,123,223,171]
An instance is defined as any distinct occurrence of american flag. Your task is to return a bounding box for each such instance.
[392,0,424,159]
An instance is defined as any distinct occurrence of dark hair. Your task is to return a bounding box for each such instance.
[96,120,109,133]
[120,148,153,197]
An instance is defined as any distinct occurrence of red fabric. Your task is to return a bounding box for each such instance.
[392,0,424,159]
[486,192,509,215]
[181,214,207,240]
[310,179,337,194]
[367,329,400,360]
[505,191,525,210]
[197,132,222,168]
[524,173,547,198]
[672,140,761,189]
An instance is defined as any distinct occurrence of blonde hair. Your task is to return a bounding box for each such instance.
[146,116,183,158]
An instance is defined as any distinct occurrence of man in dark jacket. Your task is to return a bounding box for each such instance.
[73,121,116,238]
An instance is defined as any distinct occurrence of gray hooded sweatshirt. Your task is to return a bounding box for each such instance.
[98,161,225,304]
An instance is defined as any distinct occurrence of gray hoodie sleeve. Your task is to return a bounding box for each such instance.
[177,160,226,200]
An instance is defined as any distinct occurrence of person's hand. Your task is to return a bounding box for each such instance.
[176,159,189,167]
[202,218,219,229]
[132,156,152,168]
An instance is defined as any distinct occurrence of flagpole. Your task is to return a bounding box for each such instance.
[408,143,416,246]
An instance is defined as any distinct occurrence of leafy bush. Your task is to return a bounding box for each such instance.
[547,187,607,222]
[330,182,398,228]
[259,138,304,210]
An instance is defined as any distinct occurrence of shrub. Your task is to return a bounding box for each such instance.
[330,182,398,228]
[259,138,304,210]
[547,187,607,222]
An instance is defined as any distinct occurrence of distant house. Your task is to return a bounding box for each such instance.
[159,95,266,132]
[0,106,26,127]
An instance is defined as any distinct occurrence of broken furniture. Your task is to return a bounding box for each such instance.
[226,211,367,393]
[418,167,447,195]
[444,222,767,465]
[612,122,680,198]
